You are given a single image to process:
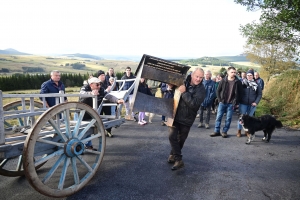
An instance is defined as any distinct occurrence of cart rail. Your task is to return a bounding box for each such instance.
[0,91,98,145]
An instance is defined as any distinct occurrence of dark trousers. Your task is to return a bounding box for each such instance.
[199,105,212,124]
[168,121,191,161]
[100,106,112,133]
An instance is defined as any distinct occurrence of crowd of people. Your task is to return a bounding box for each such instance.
[40,66,264,170]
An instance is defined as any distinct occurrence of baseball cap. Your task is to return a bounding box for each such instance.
[88,77,101,84]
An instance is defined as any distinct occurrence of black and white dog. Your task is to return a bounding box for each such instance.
[239,114,283,144]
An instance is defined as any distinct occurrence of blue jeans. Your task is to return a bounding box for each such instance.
[86,136,92,147]
[111,106,116,116]
[214,103,234,133]
[237,104,256,130]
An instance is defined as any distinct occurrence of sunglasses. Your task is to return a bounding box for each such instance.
[94,83,100,86]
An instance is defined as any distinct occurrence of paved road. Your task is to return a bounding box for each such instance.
[1,113,300,200]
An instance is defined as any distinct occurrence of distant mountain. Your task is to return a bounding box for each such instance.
[0,48,30,55]
[62,53,103,60]
[99,55,195,62]
[215,55,249,62]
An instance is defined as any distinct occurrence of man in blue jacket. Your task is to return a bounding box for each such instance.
[197,70,215,129]
[254,72,264,90]
[40,70,67,107]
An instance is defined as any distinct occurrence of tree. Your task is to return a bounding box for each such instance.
[234,0,300,32]
[235,0,300,60]
[245,41,297,80]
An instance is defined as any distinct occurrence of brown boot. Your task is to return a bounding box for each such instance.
[171,160,184,170]
[167,155,175,163]
[237,130,242,137]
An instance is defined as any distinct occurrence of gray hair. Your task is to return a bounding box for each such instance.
[205,70,212,75]
[50,70,60,75]
[192,67,204,75]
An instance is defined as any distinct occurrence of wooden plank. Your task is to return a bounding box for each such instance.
[4,111,44,120]
[165,88,181,127]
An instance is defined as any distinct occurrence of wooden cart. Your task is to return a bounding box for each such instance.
[0,78,135,197]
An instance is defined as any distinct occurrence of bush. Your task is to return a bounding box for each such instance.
[257,69,300,128]
[71,62,85,69]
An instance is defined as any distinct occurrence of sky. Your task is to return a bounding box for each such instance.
[0,0,261,58]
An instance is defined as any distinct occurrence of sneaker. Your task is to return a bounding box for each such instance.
[197,123,204,128]
[221,132,228,138]
[205,124,210,129]
[196,114,200,118]
[142,120,147,124]
[171,160,184,170]
[210,132,221,137]
[167,155,175,163]
[133,116,138,122]
[138,121,145,125]
[148,120,152,124]
[106,131,113,137]
[161,121,166,126]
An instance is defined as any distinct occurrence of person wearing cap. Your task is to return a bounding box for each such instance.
[79,77,124,139]
[236,69,262,137]
[121,66,136,120]
[211,66,243,138]
[40,70,68,107]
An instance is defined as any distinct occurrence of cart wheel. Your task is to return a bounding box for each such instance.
[0,100,44,177]
[0,154,47,177]
[23,102,106,198]
[0,155,25,177]
[3,100,43,132]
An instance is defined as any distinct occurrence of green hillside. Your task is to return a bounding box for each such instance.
[179,56,251,70]
[0,54,138,75]
[215,55,249,62]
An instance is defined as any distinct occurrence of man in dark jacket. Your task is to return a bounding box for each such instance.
[197,70,216,129]
[79,77,124,138]
[97,70,111,92]
[121,67,136,120]
[168,68,206,170]
[211,66,243,138]
[40,70,67,107]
